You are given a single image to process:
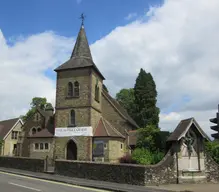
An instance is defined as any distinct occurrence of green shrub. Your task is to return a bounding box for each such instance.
[151,151,165,164]
[205,141,219,164]
[131,148,165,165]
[131,148,153,165]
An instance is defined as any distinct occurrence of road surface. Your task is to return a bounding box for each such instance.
[0,171,111,192]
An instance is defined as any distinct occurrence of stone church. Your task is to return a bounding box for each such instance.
[17,22,139,162]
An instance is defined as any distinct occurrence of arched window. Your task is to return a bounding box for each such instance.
[37,127,41,132]
[68,82,73,97]
[95,84,99,102]
[74,81,80,97]
[32,128,36,135]
[70,110,76,126]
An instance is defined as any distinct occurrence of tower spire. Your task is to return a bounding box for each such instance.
[70,14,92,60]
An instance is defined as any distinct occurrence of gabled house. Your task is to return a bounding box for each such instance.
[0,118,23,156]
[17,106,55,160]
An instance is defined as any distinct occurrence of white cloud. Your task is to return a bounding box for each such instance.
[1,0,219,138]
[90,0,219,136]
[0,30,73,120]
[125,13,137,20]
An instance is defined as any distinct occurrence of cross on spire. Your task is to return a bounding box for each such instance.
[79,13,86,26]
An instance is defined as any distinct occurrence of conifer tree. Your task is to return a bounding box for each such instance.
[134,68,160,128]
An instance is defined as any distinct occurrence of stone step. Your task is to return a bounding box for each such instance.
[178,175,206,184]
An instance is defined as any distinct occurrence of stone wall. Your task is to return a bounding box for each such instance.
[144,151,177,185]
[29,138,54,163]
[55,151,177,185]
[0,156,44,172]
[101,92,134,136]
[205,153,219,183]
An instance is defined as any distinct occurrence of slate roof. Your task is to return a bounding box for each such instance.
[102,89,139,129]
[0,118,19,139]
[28,127,54,138]
[167,117,210,142]
[36,107,52,118]
[54,25,105,80]
[94,117,125,138]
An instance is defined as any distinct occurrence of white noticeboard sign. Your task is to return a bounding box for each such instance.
[55,126,93,137]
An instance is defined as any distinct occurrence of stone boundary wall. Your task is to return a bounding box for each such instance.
[0,156,45,172]
[205,153,219,183]
[55,150,177,185]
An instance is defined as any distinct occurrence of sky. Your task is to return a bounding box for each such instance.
[0,0,219,137]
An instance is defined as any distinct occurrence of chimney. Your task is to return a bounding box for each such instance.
[45,104,54,116]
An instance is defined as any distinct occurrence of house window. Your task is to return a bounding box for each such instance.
[35,143,39,150]
[32,128,36,135]
[74,81,80,97]
[37,127,41,132]
[121,143,123,149]
[68,82,73,97]
[40,143,44,150]
[11,131,18,139]
[34,143,49,151]
[45,143,49,150]
[70,109,76,126]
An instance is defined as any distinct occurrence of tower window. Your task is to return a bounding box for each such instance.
[74,81,80,97]
[68,82,73,97]
[95,85,100,102]
[70,109,76,126]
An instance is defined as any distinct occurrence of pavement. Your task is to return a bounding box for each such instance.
[0,171,109,192]
[0,167,171,192]
[149,183,219,192]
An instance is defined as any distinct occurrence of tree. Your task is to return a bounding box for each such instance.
[116,88,136,119]
[136,124,160,152]
[134,68,160,128]
[205,140,219,164]
[22,97,52,122]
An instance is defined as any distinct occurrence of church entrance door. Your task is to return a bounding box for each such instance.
[66,140,77,160]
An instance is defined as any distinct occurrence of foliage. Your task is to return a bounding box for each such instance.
[136,125,160,152]
[134,68,160,128]
[205,141,219,164]
[131,148,153,165]
[131,148,164,165]
[118,154,137,164]
[116,88,136,119]
[154,131,171,153]
[22,97,52,122]
[151,151,165,164]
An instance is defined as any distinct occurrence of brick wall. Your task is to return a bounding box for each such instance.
[55,150,177,185]
[0,156,44,172]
